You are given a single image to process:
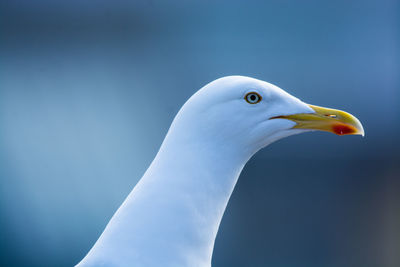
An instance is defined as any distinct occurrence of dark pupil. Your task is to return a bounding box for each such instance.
[249,94,257,101]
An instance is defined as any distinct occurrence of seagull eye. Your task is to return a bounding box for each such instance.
[245,92,262,104]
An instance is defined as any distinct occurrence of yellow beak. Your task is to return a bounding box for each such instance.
[274,104,364,136]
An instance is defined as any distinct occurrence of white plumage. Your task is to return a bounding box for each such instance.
[76,76,363,267]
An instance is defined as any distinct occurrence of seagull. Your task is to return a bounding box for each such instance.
[76,76,364,267]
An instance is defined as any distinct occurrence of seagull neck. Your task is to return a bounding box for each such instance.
[79,131,253,267]
[139,136,251,265]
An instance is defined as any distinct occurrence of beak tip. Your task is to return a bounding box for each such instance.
[360,128,365,137]
[355,118,365,137]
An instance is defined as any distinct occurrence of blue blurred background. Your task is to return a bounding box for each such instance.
[1,0,399,266]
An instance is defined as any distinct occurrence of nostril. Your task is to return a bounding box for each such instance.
[325,114,337,118]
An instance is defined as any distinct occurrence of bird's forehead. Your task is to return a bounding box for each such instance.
[197,76,294,105]
[211,76,274,96]
[231,79,288,101]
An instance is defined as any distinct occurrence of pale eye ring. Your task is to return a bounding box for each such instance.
[244,92,262,104]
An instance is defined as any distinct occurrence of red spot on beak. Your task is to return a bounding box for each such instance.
[332,123,356,135]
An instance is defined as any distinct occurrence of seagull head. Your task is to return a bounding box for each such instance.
[168,76,364,158]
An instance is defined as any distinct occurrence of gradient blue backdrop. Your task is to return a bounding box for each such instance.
[1,0,399,266]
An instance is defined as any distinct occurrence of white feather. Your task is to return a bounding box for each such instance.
[76,76,314,267]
